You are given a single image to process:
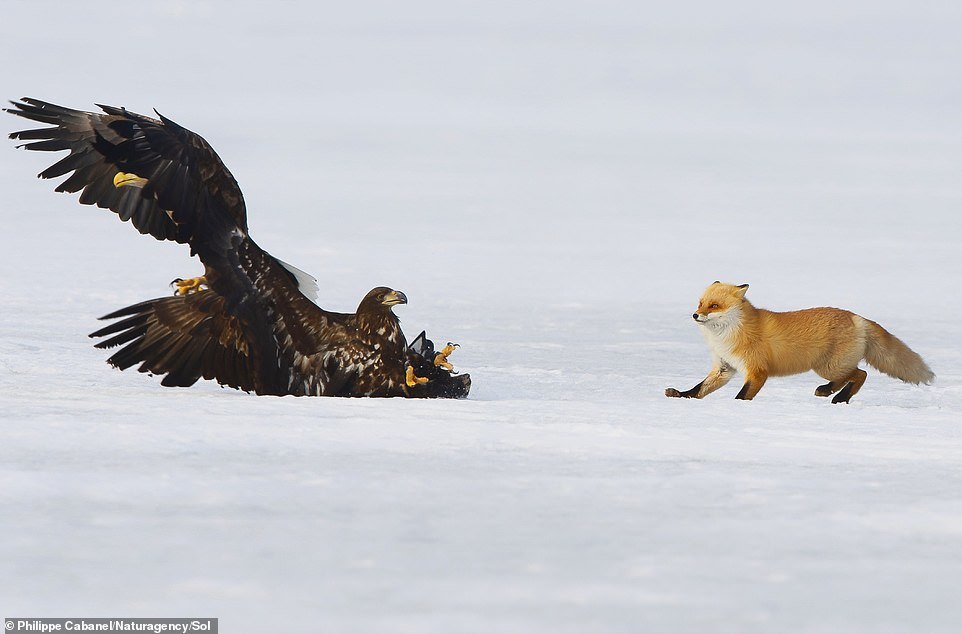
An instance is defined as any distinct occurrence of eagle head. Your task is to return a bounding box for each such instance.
[356,287,407,351]
[358,286,407,312]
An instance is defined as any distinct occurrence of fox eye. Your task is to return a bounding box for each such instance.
[709,303,719,309]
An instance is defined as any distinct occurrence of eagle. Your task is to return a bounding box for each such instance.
[7,98,470,398]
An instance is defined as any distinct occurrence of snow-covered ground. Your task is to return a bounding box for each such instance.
[2,1,961,631]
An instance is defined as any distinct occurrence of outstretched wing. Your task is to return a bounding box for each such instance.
[7,98,341,392]
[6,97,246,246]
[88,280,373,396]
[7,98,322,303]
[89,248,377,397]
[90,290,258,392]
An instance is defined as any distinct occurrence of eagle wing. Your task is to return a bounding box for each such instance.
[89,290,257,392]
[7,97,247,245]
[88,284,370,396]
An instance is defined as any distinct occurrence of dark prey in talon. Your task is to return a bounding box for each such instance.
[7,97,470,398]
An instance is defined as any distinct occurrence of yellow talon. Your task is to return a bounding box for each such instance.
[113,171,149,188]
[171,276,208,296]
[434,342,460,372]
[406,365,429,387]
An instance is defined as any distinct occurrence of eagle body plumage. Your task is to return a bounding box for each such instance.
[8,98,470,399]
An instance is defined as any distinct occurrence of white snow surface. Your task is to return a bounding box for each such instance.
[2,1,961,631]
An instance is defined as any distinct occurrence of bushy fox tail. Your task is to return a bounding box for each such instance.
[864,320,934,385]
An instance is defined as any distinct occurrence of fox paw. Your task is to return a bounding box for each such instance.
[666,387,701,398]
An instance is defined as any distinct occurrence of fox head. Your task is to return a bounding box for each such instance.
[692,282,749,330]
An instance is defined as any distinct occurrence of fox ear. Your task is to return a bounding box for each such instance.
[712,280,721,285]
[734,283,749,298]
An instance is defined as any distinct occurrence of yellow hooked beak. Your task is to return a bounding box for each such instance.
[381,290,408,306]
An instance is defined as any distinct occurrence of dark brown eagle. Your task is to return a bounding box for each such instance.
[7,97,470,398]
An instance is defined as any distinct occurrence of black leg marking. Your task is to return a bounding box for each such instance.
[735,382,752,400]
[832,382,855,404]
[666,381,703,398]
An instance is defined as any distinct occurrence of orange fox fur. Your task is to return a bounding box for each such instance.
[665,282,934,403]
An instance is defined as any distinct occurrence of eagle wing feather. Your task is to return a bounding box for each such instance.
[7,97,247,245]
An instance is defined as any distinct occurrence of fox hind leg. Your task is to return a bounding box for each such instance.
[815,359,861,398]
[815,380,845,397]
[831,368,867,404]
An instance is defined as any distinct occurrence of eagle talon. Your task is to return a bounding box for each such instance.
[170,276,207,296]
[433,342,460,373]
[406,365,429,387]
[113,171,149,189]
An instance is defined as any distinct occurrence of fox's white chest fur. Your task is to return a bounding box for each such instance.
[698,305,747,375]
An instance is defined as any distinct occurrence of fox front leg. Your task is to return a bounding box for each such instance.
[666,363,734,398]
[734,370,768,400]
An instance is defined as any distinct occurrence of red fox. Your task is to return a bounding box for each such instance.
[665,282,934,403]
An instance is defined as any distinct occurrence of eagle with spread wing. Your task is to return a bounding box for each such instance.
[7,98,470,398]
